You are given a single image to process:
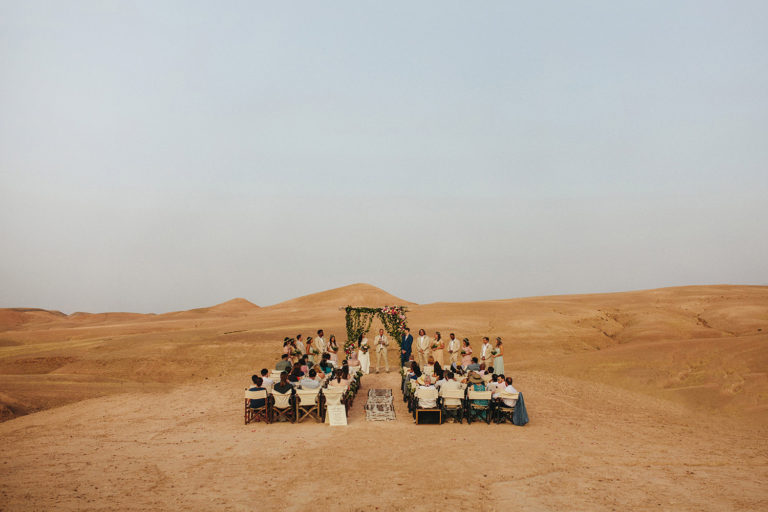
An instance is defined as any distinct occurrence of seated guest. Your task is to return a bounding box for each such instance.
[415,375,438,408]
[440,371,463,406]
[329,367,351,389]
[276,354,291,372]
[299,369,321,389]
[466,357,481,372]
[491,374,506,398]
[248,375,266,408]
[502,376,519,407]
[259,368,274,390]
[407,361,422,380]
[467,372,489,419]
[487,374,499,393]
[289,363,304,383]
[273,372,294,394]
[300,356,310,374]
[434,369,446,390]
[319,354,334,375]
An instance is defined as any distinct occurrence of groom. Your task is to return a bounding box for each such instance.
[400,327,413,366]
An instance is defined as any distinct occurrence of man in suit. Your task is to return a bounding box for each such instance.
[479,336,493,370]
[400,327,413,366]
[447,332,460,367]
[416,329,432,367]
[374,328,389,373]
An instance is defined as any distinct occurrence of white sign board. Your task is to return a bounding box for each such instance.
[326,404,347,426]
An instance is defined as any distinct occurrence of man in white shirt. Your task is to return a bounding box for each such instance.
[315,329,326,354]
[502,377,519,407]
[416,329,431,367]
[259,368,274,390]
[480,336,493,370]
[295,334,305,356]
[374,328,389,373]
[440,371,463,407]
[415,375,438,408]
[447,333,460,367]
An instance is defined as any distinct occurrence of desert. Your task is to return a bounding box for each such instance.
[0,283,766,511]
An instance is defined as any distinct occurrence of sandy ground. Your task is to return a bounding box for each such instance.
[0,283,767,510]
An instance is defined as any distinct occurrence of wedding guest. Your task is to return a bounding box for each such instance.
[434,369,447,390]
[357,334,371,375]
[466,357,481,372]
[400,327,413,365]
[493,337,505,375]
[447,333,460,367]
[319,354,334,375]
[289,363,304,382]
[503,377,519,407]
[415,375,438,408]
[416,329,431,366]
[273,372,293,394]
[467,372,489,420]
[300,369,321,389]
[315,329,326,354]
[440,371,463,407]
[461,338,473,368]
[276,354,291,372]
[407,361,422,380]
[306,337,318,364]
[248,376,266,408]
[374,328,389,373]
[259,368,274,390]
[432,331,445,366]
[479,336,493,370]
[300,356,310,374]
[295,334,305,358]
[329,367,351,389]
[328,334,339,363]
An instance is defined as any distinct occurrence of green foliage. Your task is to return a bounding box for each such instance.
[343,305,409,357]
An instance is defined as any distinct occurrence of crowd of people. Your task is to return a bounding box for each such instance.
[398,327,506,375]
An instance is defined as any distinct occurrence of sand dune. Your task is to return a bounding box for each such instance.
[0,283,766,510]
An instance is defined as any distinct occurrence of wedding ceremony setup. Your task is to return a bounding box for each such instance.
[243,305,528,426]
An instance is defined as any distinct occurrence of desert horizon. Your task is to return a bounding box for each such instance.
[1,282,766,510]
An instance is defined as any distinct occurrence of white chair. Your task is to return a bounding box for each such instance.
[295,389,322,423]
[439,388,465,423]
[466,389,493,424]
[244,389,269,424]
[271,390,295,423]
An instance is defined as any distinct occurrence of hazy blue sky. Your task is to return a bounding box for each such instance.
[1,1,766,313]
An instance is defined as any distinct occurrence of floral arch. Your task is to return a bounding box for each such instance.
[343,305,409,357]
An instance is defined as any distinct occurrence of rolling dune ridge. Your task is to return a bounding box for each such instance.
[0,284,766,510]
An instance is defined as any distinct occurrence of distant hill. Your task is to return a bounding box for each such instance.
[267,283,414,310]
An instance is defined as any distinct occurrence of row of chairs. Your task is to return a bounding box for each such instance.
[244,371,363,424]
[402,374,518,424]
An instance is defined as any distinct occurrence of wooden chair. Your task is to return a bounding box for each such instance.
[270,389,295,423]
[295,389,322,423]
[244,389,270,424]
[412,386,439,421]
[494,392,519,424]
[439,388,465,424]
[321,388,345,422]
[466,389,493,424]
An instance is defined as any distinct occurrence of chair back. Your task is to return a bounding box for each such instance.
[272,390,293,409]
[270,371,283,381]
[322,389,344,406]
[467,389,493,401]
[296,389,320,406]
[498,391,519,402]
[422,364,434,376]
[416,387,439,400]
[244,389,267,401]
[440,389,465,400]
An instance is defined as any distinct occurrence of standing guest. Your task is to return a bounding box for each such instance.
[358,334,371,375]
[374,328,389,373]
[315,329,326,355]
[306,337,317,364]
[416,329,431,367]
[400,328,413,366]
[276,354,291,372]
[259,369,274,390]
[461,338,473,368]
[447,333,460,367]
[274,372,294,394]
[328,334,339,363]
[479,337,493,370]
[295,334,305,357]
[432,331,445,367]
[248,376,266,408]
[493,337,505,375]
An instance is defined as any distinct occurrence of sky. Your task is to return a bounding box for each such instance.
[1,1,767,313]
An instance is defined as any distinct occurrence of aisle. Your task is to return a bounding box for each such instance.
[347,371,412,424]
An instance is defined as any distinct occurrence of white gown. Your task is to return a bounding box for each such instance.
[358,338,371,375]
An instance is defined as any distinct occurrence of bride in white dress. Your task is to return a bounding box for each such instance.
[357,334,371,375]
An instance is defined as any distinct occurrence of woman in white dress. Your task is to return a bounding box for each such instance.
[357,334,371,375]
